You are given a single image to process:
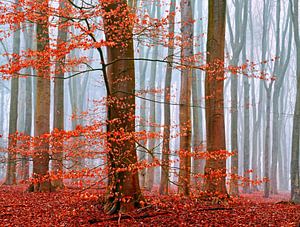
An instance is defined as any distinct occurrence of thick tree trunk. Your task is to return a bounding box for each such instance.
[29,0,52,192]
[102,0,142,213]
[204,0,228,196]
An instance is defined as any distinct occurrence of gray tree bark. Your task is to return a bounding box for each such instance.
[4,0,21,185]
[290,0,300,203]
[159,0,176,195]
[178,0,193,196]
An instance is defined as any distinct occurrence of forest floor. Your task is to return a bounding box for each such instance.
[0,185,299,226]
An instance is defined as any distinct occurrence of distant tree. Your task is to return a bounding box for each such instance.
[51,0,68,189]
[160,0,176,195]
[178,0,193,196]
[290,0,300,204]
[4,0,21,185]
[227,0,249,195]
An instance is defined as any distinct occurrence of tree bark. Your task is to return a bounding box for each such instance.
[102,0,142,213]
[4,0,21,185]
[204,0,228,196]
[29,0,52,192]
[290,0,300,203]
[51,0,68,189]
[160,0,176,195]
[177,0,193,196]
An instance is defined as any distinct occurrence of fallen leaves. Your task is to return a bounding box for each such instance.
[0,185,299,226]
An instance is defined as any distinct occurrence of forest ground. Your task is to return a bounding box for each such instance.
[0,185,299,226]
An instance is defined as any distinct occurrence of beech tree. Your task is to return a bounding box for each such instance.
[227,0,249,195]
[204,0,228,196]
[51,0,68,189]
[28,0,52,192]
[101,0,142,213]
[160,0,176,195]
[290,0,300,203]
[178,0,193,196]
[4,14,20,185]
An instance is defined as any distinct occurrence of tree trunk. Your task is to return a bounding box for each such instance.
[263,87,272,198]
[4,1,20,184]
[29,0,52,192]
[290,0,300,203]
[102,0,142,213]
[160,0,176,195]
[51,0,68,189]
[177,0,193,196]
[204,0,228,196]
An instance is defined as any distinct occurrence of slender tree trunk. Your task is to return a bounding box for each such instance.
[178,0,193,196]
[271,0,292,194]
[290,0,300,203]
[204,0,228,196]
[51,0,68,189]
[22,75,32,181]
[22,22,35,181]
[264,87,272,198]
[243,66,250,193]
[4,1,21,184]
[160,0,176,195]
[192,0,205,189]
[226,0,248,195]
[145,3,161,192]
[261,0,271,198]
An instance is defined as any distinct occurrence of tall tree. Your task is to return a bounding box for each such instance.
[290,0,300,203]
[270,0,292,194]
[21,22,34,181]
[178,0,193,196]
[4,0,21,185]
[261,0,272,198]
[204,0,228,196]
[102,0,142,213]
[51,0,68,189]
[191,0,205,189]
[29,0,52,192]
[160,0,176,195]
[145,3,159,191]
[227,0,249,195]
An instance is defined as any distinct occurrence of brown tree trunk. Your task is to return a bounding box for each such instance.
[29,0,52,192]
[102,1,142,214]
[204,0,228,197]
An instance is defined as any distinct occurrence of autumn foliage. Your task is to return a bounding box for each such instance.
[0,0,294,225]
